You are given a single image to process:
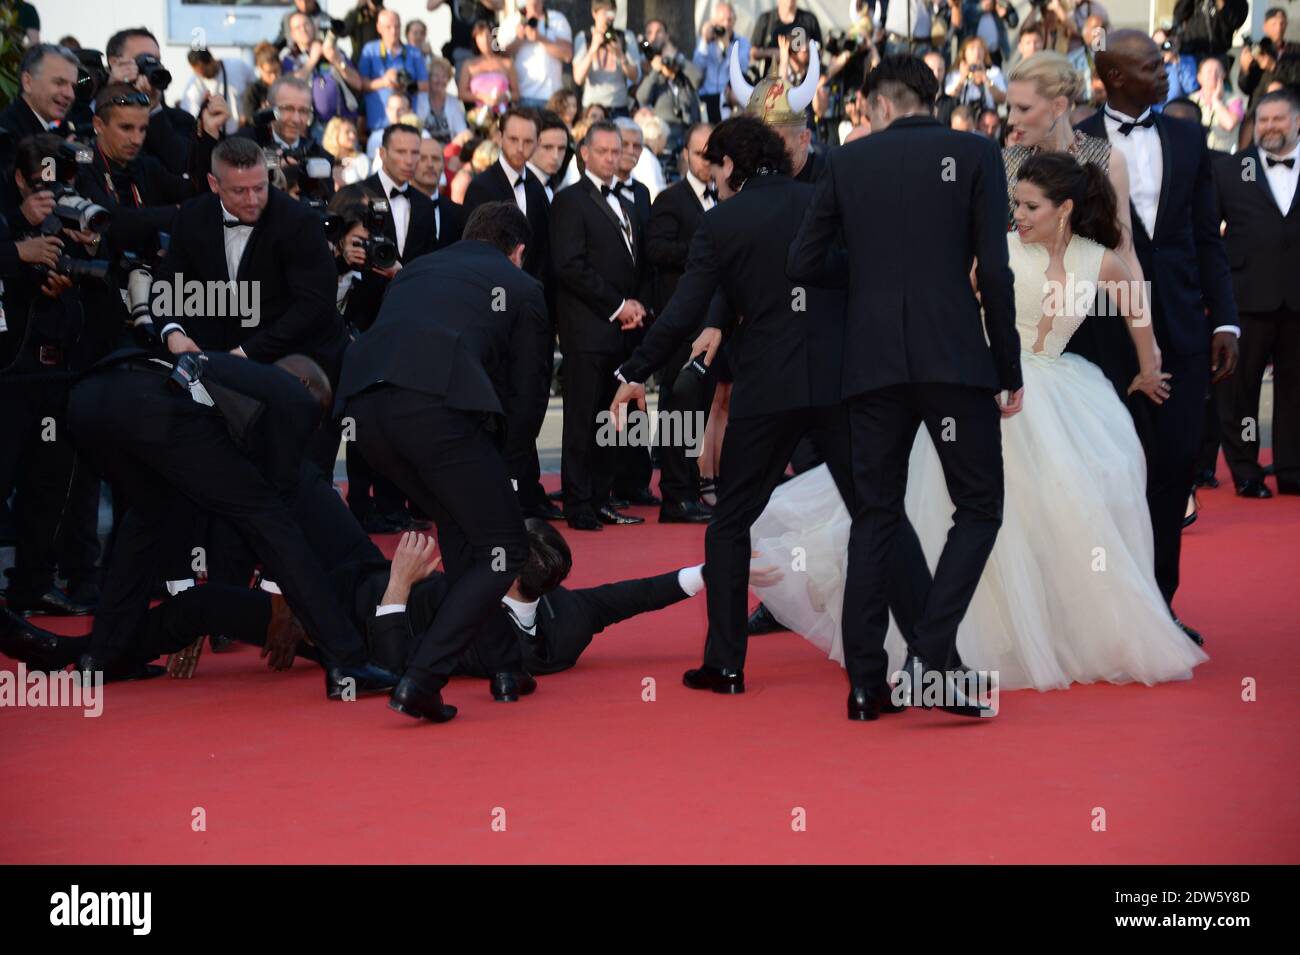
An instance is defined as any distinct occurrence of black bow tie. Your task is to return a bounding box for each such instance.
[1110,112,1155,135]
[389,185,407,198]
[223,219,249,230]
[1266,156,1296,169]
[702,187,718,203]
[617,181,634,195]
[600,184,617,198]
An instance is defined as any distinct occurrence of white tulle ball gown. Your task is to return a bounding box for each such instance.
[750,232,1208,691]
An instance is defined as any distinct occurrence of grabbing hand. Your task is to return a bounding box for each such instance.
[749,550,785,587]
[390,531,441,589]
[616,299,645,330]
[19,189,56,227]
[40,272,73,299]
[609,380,647,429]
[16,235,62,269]
[167,332,201,355]
[1128,367,1172,405]
[691,327,722,366]
[997,387,1024,418]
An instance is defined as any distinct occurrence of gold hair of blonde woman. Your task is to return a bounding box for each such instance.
[1008,51,1085,105]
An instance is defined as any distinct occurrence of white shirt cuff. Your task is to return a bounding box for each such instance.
[1212,325,1241,337]
[160,322,186,338]
[166,578,196,596]
[677,564,706,597]
[258,579,282,595]
[615,367,642,387]
[607,299,626,323]
[376,604,407,616]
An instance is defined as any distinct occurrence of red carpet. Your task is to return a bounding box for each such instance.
[2,458,1298,864]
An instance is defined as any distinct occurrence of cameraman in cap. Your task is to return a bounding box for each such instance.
[105,28,197,177]
[0,134,117,617]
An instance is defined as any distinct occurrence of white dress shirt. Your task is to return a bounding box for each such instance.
[527,161,556,202]
[221,200,255,281]
[685,170,716,212]
[499,155,528,216]
[1262,142,1300,217]
[376,165,411,256]
[1103,107,1162,240]
[586,169,633,323]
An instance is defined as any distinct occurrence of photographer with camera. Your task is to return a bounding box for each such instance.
[105,28,196,177]
[1171,0,1248,63]
[236,77,336,203]
[282,11,366,131]
[636,20,704,149]
[573,0,643,117]
[180,49,256,135]
[274,0,346,51]
[0,134,117,617]
[958,0,1018,68]
[1240,9,1296,107]
[501,0,574,110]
[944,35,1006,108]
[694,4,750,124]
[358,8,430,133]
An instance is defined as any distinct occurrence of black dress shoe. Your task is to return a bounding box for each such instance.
[895,654,995,718]
[522,500,565,521]
[490,671,538,701]
[75,653,166,683]
[209,634,237,653]
[1276,480,1300,496]
[389,676,458,723]
[1193,469,1220,489]
[747,603,789,635]
[63,578,101,608]
[325,663,401,700]
[659,501,712,524]
[682,665,745,693]
[1175,618,1204,647]
[1236,479,1273,498]
[597,506,644,525]
[6,586,93,617]
[621,487,661,506]
[0,609,80,670]
[847,685,906,721]
[1183,491,1198,529]
[567,510,603,531]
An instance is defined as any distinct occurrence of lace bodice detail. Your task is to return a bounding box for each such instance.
[1009,232,1108,360]
[1003,132,1112,228]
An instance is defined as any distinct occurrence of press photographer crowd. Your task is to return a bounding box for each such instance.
[0,0,1296,724]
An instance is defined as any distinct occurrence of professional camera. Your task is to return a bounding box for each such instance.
[306,198,347,244]
[711,25,728,41]
[134,53,172,92]
[361,198,398,269]
[34,255,111,282]
[526,16,540,30]
[824,31,861,56]
[602,28,620,46]
[168,351,208,392]
[40,183,111,235]
[73,49,109,104]
[394,67,417,96]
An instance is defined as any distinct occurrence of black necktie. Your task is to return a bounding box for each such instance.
[547,176,559,191]
[1266,156,1296,169]
[1110,112,1155,136]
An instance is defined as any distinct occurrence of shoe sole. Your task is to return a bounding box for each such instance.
[388,698,458,722]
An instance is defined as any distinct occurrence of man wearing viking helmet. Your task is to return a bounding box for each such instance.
[729,35,823,181]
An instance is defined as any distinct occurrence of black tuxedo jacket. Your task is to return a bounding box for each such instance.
[463,160,550,278]
[75,144,200,258]
[336,239,551,470]
[1213,145,1300,314]
[550,176,648,355]
[152,188,347,380]
[0,99,66,207]
[789,114,1020,397]
[620,174,847,418]
[1071,111,1237,380]
[368,567,691,678]
[646,178,708,312]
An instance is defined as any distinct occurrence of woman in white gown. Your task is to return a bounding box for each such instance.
[751,153,1209,692]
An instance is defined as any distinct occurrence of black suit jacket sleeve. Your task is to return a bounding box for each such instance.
[971,139,1020,392]
[550,194,627,321]
[1191,135,1238,335]
[646,191,692,272]
[503,285,553,478]
[365,610,413,674]
[146,109,194,177]
[240,212,338,364]
[787,156,844,286]
[619,221,722,382]
[563,570,692,636]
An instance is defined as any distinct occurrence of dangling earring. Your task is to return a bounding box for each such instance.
[1057,215,1066,241]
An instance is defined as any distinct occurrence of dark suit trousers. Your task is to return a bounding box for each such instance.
[1130,351,1210,605]
[348,387,528,686]
[561,351,621,515]
[655,338,710,506]
[1218,309,1299,486]
[67,369,370,669]
[840,384,1003,689]
[131,584,273,662]
[344,440,406,518]
[703,402,932,673]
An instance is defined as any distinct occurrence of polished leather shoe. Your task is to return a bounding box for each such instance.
[1193,469,1220,489]
[490,671,538,701]
[1183,491,1198,528]
[567,510,603,531]
[682,665,744,693]
[659,501,712,524]
[325,663,400,700]
[75,653,166,683]
[6,586,93,617]
[847,685,906,721]
[606,496,630,509]
[895,654,995,718]
[389,676,458,723]
[1276,480,1300,496]
[1175,618,1204,647]
[522,500,566,521]
[597,506,644,525]
[0,609,79,670]
[1236,479,1273,498]
[747,602,789,635]
[63,578,101,608]
[621,487,661,507]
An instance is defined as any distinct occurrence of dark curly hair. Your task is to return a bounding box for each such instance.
[1015,152,1121,250]
[517,518,573,600]
[703,116,791,191]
